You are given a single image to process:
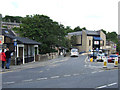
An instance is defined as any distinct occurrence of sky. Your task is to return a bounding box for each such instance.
[0,0,119,33]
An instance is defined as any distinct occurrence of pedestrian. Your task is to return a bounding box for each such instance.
[0,49,6,70]
[5,48,14,69]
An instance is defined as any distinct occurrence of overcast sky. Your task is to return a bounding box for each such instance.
[1,0,119,33]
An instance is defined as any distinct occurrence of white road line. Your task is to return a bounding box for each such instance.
[73,74,79,76]
[107,82,117,87]
[22,79,33,82]
[96,82,117,89]
[96,85,107,89]
[39,71,43,73]
[91,71,97,74]
[84,56,88,63]
[98,70,104,72]
[3,81,15,84]
[36,77,47,81]
[64,74,71,77]
[50,76,60,79]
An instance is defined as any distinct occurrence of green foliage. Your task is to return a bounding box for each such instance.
[2,15,22,23]
[13,14,67,53]
[106,31,118,43]
[74,26,82,32]
[101,29,107,35]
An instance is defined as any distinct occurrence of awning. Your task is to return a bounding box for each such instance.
[93,37,102,41]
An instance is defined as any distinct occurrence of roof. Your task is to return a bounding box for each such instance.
[68,30,100,36]
[84,30,100,36]
[1,28,41,45]
[4,34,41,45]
[68,31,82,36]
[1,28,15,36]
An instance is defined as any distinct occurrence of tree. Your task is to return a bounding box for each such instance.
[3,15,22,23]
[74,26,82,32]
[101,29,107,35]
[13,14,67,54]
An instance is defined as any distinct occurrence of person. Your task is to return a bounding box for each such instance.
[5,48,14,69]
[0,49,6,69]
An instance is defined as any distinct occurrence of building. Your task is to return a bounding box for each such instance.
[0,28,41,64]
[106,41,116,55]
[2,21,21,29]
[67,30,106,53]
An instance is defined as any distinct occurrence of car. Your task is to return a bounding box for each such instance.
[96,53,105,62]
[70,48,79,57]
[108,54,118,63]
[88,51,98,59]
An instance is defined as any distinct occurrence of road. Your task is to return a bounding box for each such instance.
[1,55,119,89]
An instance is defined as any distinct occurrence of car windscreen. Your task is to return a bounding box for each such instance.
[110,55,118,57]
[71,49,78,52]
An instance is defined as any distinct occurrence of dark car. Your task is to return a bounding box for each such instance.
[108,54,118,63]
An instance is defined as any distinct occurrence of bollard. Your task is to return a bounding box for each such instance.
[114,57,118,67]
[90,57,93,62]
[103,56,107,68]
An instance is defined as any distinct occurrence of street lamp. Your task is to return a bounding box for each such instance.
[13,39,17,65]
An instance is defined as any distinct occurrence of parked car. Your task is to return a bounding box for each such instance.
[108,54,118,63]
[96,53,105,62]
[118,55,120,63]
[70,48,79,57]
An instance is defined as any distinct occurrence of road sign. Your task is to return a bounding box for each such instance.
[14,41,17,46]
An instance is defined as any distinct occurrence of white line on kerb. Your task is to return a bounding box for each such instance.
[36,77,47,80]
[22,79,33,82]
[64,75,71,77]
[3,81,15,84]
[50,76,60,79]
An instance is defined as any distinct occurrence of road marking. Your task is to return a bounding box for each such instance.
[22,79,33,82]
[96,82,117,89]
[3,81,15,84]
[96,85,107,89]
[73,73,79,76]
[50,76,60,79]
[46,69,50,71]
[84,56,88,63]
[107,82,117,87]
[39,71,43,73]
[36,77,47,81]
[64,74,71,77]
[98,70,103,72]
[91,71,97,74]
[0,70,14,74]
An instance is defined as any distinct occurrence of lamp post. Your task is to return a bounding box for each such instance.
[13,39,17,65]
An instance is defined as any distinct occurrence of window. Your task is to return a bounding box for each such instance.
[5,30,9,34]
[89,40,91,46]
[103,40,104,46]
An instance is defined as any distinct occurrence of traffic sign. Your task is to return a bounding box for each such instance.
[14,41,17,46]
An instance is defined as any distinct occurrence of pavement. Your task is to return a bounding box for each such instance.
[0,55,72,73]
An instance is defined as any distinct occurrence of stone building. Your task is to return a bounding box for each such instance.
[0,28,41,65]
[67,30,106,53]
[106,41,117,55]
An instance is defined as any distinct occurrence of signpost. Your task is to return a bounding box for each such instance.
[14,39,17,65]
